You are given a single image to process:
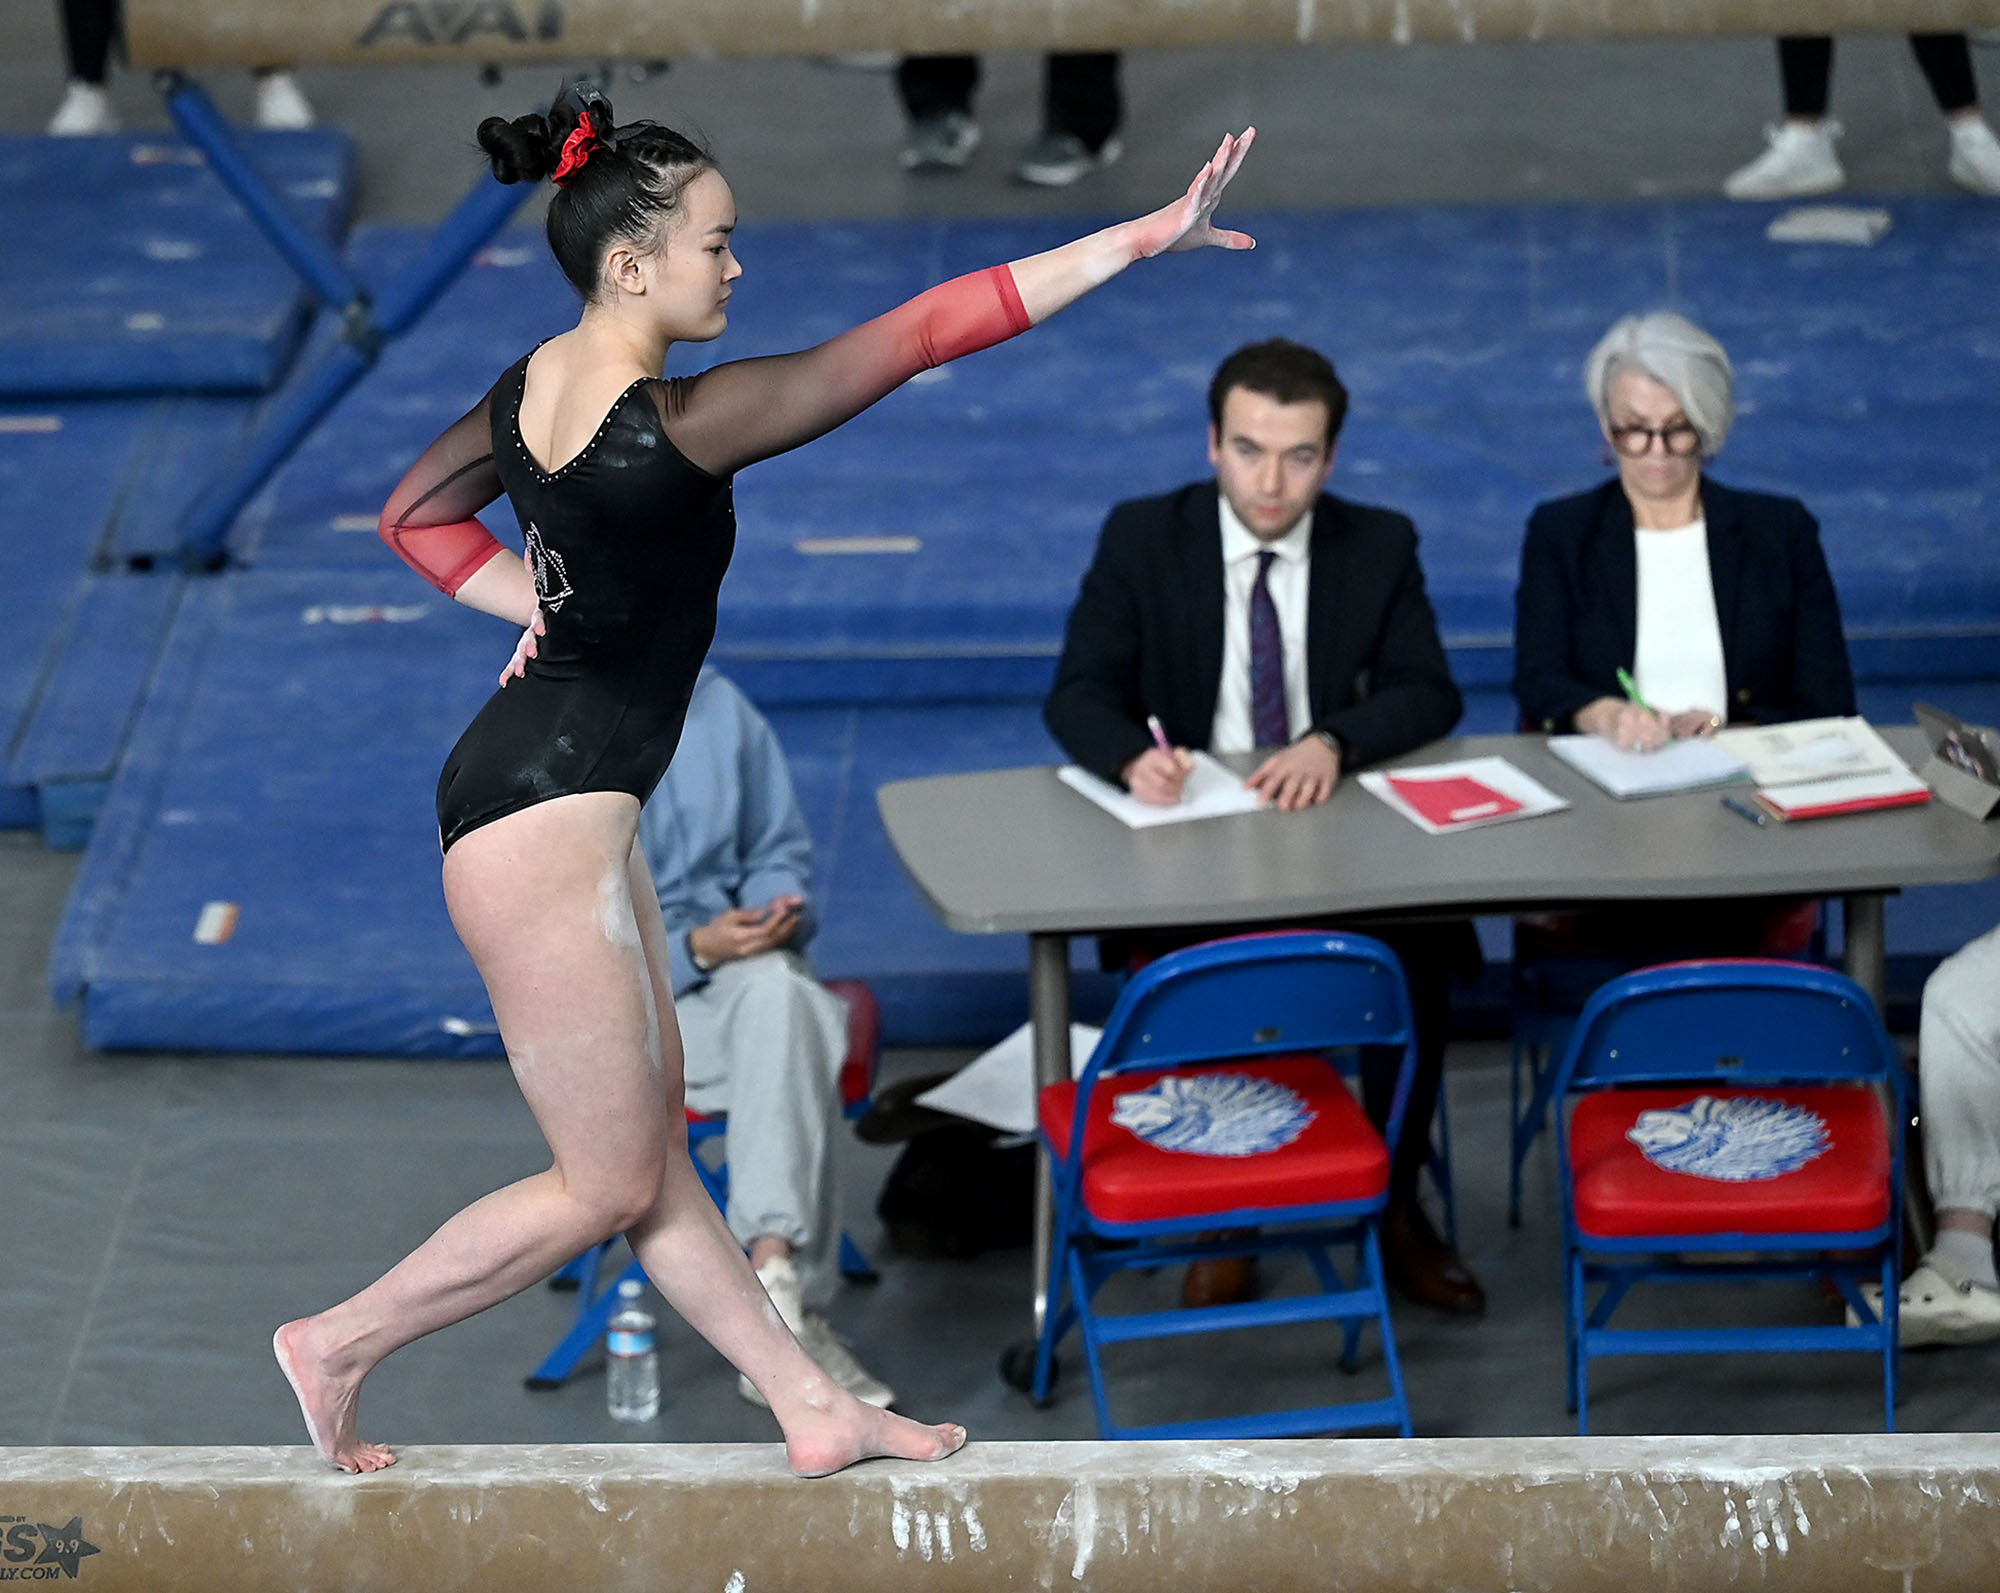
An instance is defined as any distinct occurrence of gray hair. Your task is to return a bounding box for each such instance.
[1583,312,1735,455]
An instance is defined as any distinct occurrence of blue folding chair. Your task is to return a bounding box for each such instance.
[1508,901,1828,1226]
[1552,959,1904,1433]
[1032,931,1417,1440]
[525,979,881,1389]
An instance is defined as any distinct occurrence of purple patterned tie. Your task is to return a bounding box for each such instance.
[1249,549,1289,748]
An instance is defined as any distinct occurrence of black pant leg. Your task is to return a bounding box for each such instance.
[60,0,119,84]
[1779,36,1835,119]
[1358,926,1462,1204]
[1911,33,1978,115]
[1043,52,1122,151]
[897,55,980,122]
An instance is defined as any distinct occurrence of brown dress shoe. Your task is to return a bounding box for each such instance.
[1380,1198,1486,1316]
[1181,1253,1260,1309]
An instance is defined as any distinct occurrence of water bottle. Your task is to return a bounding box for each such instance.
[606,1278,660,1422]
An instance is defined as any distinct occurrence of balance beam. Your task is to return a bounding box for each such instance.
[3,1435,1997,1590]
[127,0,2000,67]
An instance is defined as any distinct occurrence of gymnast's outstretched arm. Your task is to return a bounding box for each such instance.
[375,386,538,626]
[661,129,1256,479]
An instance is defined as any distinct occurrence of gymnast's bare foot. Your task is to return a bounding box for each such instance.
[273,1319,396,1474]
[772,1374,966,1478]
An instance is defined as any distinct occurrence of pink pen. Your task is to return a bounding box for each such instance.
[1146,715,1174,756]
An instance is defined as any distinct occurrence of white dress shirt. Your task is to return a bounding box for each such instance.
[1211,496,1313,754]
[1632,518,1728,716]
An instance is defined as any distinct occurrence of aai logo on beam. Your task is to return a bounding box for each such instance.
[356,2,565,48]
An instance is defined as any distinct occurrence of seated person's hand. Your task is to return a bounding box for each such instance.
[1577,696,1670,752]
[1122,745,1195,806]
[1666,707,1723,740]
[1247,733,1340,811]
[690,896,805,968]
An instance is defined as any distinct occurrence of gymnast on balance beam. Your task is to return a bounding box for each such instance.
[273,78,1256,1478]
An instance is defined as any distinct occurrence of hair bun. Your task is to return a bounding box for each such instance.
[476,112,557,185]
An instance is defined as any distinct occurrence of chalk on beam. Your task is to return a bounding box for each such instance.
[2,1436,1999,1591]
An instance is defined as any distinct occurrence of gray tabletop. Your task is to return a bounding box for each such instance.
[878,727,2000,936]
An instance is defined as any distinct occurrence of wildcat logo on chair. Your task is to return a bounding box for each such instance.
[1627,1094,1830,1182]
[1111,1073,1316,1157]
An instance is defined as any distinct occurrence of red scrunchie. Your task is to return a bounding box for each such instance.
[551,112,597,185]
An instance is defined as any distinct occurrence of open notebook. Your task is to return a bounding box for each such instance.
[1057,752,1263,829]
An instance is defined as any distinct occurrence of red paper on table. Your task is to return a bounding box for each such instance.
[1385,773,1524,828]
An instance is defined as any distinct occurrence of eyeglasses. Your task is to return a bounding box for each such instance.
[1609,423,1702,458]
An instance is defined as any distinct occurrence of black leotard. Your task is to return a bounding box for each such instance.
[377,265,1030,852]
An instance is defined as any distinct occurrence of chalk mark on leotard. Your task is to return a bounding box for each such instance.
[524,521,574,612]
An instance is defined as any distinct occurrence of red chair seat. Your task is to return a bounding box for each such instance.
[1039,1056,1389,1226]
[1570,1085,1889,1240]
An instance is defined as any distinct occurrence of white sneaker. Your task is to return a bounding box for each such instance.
[1013,131,1124,188]
[1948,119,2000,196]
[254,71,315,131]
[1723,121,1845,200]
[47,82,118,137]
[738,1255,896,1410]
[901,111,980,173]
[1852,1261,2000,1347]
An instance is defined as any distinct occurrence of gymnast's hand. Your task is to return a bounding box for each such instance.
[1132,129,1257,258]
[499,607,545,687]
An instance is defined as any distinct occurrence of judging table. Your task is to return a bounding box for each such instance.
[878,727,2000,1343]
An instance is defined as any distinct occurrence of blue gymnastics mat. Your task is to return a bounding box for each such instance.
[0,131,355,396]
[47,192,2000,1054]
[48,567,1111,1053]
[226,196,2000,700]
[48,564,1998,1055]
[3,396,252,839]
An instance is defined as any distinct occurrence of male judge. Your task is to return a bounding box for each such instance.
[1043,338,1481,1314]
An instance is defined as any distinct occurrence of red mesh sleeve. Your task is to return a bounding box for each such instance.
[377,387,508,596]
[658,264,1033,477]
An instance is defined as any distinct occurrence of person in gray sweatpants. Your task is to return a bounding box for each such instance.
[1867,923,2000,1345]
[638,668,896,1408]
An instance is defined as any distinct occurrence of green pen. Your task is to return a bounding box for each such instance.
[1615,667,1655,712]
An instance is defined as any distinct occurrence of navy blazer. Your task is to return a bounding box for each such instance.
[1044,482,1463,785]
[1512,477,1856,733]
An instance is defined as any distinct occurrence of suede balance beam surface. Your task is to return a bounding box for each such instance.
[125,0,2000,66]
[2,1436,1999,1591]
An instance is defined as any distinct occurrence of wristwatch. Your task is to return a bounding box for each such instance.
[686,932,715,975]
[1310,729,1343,758]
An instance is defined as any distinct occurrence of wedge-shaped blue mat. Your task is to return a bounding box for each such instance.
[50,567,1108,1053]
[0,131,354,396]
[226,197,1999,702]
[3,397,252,836]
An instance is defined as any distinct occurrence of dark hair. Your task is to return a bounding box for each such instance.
[1206,339,1349,447]
[476,84,715,301]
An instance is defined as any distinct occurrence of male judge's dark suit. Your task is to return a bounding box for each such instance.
[1046,482,1463,777]
[1512,477,1856,733]
[1044,479,1479,1311]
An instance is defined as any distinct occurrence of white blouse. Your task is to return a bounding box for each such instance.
[1632,518,1728,716]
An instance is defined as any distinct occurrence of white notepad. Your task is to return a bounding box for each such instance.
[1057,752,1264,829]
[1548,734,1750,799]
